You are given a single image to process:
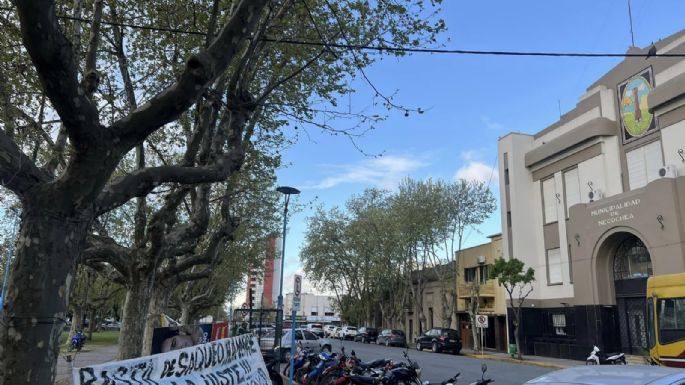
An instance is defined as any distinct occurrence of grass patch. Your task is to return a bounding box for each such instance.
[60,330,120,352]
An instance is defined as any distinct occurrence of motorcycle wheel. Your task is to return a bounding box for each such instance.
[385,340,390,347]
[67,344,74,353]
[431,342,438,353]
[416,342,421,351]
[77,344,83,352]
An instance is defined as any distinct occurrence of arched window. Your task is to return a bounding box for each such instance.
[613,236,652,280]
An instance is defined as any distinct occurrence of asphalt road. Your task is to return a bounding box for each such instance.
[325,339,554,385]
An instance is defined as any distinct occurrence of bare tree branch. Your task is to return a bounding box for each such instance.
[0,129,52,196]
[111,0,269,149]
[14,0,101,151]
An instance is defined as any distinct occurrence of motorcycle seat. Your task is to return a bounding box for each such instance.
[358,359,389,369]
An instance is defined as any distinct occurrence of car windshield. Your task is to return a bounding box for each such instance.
[312,324,322,328]
[348,327,357,330]
[392,330,404,335]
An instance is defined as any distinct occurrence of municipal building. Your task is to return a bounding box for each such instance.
[498,29,685,359]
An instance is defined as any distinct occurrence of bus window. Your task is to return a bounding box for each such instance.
[647,298,655,349]
[658,297,685,345]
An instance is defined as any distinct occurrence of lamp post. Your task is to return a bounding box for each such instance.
[275,186,300,363]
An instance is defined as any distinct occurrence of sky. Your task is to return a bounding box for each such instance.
[267,0,685,298]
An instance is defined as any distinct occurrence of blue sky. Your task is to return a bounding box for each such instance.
[273,0,685,294]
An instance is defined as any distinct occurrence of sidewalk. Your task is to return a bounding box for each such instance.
[461,348,581,369]
[54,345,118,385]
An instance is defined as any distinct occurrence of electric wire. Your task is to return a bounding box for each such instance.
[1,5,684,58]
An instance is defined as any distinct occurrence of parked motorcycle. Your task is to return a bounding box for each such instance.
[68,331,87,352]
[466,364,494,385]
[585,345,626,365]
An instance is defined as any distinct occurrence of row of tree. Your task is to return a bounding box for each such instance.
[0,0,447,383]
[301,178,497,334]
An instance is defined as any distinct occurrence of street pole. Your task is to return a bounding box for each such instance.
[0,209,19,313]
[275,186,300,365]
[289,308,296,385]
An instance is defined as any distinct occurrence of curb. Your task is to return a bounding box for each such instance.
[462,353,567,369]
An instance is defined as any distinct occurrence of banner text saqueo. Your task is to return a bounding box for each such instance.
[72,333,272,385]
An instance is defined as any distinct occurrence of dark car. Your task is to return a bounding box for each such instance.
[376,329,406,347]
[354,327,379,343]
[415,328,461,354]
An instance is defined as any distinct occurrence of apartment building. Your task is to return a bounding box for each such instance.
[246,236,281,308]
[402,234,508,351]
[498,29,685,359]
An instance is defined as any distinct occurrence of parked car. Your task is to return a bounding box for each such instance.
[306,323,325,337]
[324,324,337,337]
[415,328,461,354]
[100,321,121,331]
[376,329,406,347]
[339,326,358,340]
[259,328,331,361]
[523,365,685,384]
[354,327,379,343]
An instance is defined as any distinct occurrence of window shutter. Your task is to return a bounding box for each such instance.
[564,168,580,216]
[626,147,647,190]
[645,140,664,184]
[547,248,562,284]
[542,178,557,223]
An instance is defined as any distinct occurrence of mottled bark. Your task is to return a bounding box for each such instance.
[118,278,152,359]
[142,285,171,356]
[0,212,90,385]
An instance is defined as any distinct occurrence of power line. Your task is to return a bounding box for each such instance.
[2,5,684,58]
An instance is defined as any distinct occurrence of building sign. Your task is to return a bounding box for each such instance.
[73,334,271,385]
[618,67,657,143]
[591,198,641,227]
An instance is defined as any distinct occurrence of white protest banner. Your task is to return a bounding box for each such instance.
[72,333,272,385]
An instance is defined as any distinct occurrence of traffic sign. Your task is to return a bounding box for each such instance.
[476,314,488,328]
[293,275,302,312]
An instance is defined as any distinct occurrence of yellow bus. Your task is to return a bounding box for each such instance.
[647,272,685,368]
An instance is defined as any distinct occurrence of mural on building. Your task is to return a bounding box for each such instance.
[618,66,657,143]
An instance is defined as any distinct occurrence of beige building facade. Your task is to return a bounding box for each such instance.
[402,234,508,351]
[499,29,685,359]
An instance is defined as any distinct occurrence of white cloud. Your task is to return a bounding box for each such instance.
[482,116,504,131]
[306,154,427,190]
[455,160,499,185]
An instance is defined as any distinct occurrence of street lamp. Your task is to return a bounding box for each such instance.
[275,186,300,363]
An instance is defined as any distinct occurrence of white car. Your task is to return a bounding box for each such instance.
[524,365,685,385]
[324,324,337,337]
[339,326,358,340]
[259,328,331,361]
[306,323,325,337]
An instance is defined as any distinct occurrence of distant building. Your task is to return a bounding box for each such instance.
[400,234,508,351]
[285,292,341,323]
[246,236,281,308]
[498,30,685,359]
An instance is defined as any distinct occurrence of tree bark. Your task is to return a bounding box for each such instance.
[0,212,89,385]
[180,304,192,325]
[118,278,152,359]
[68,305,84,341]
[142,284,170,356]
[514,313,522,360]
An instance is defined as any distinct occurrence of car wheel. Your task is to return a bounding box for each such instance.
[431,342,439,353]
[415,342,422,351]
[452,348,460,355]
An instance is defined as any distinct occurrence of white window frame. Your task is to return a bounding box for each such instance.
[626,140,663,190]
[563,168,580,218]
[542,178,558,224]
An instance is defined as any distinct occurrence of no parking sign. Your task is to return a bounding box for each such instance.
[476,314,488,328]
